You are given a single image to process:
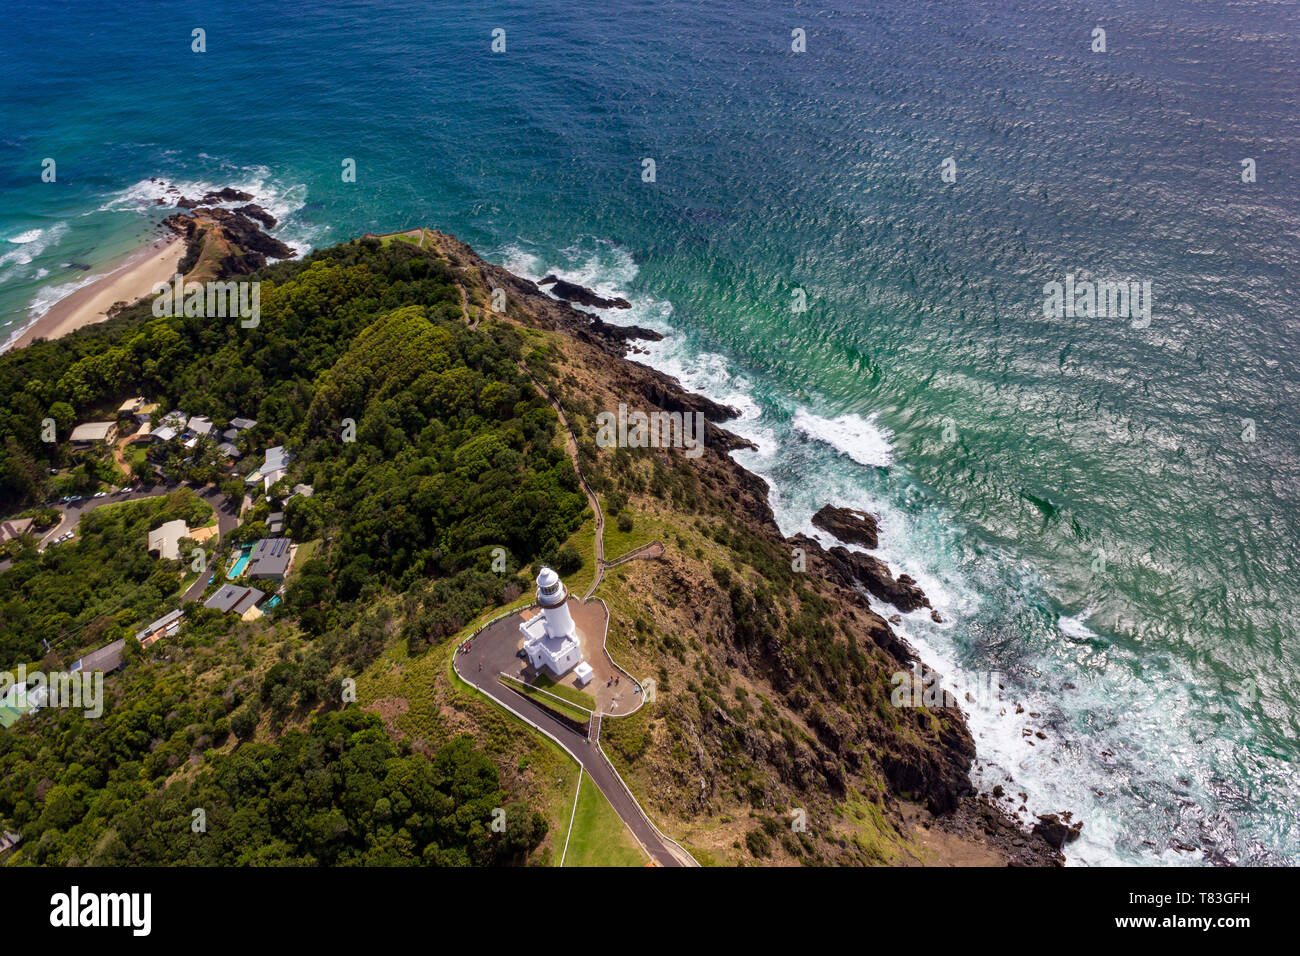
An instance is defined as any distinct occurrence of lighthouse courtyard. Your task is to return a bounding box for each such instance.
[457,573,643,717]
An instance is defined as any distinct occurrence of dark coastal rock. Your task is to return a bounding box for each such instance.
[177,187,254,210]
[164,203,295,277]
[812,504,880,549]
[235,203,278,229]
[201,187,254,203]
[938,798,1067,866]
[198,207,295,261]
[879,718,976,815]
[839,548,929,612]
[1032,813,1083,850]
[538,274,632,309]
[805,503,928,612]
[584,314,663,347]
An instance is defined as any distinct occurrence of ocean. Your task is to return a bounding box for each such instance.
[1,0,1298,864]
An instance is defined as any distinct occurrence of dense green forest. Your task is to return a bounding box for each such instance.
[0,490,208,664]
[0,237,585,864]
[0,704,544,865]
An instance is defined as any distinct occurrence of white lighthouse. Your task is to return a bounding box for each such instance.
[536,566,575,638]
[519,567,589,681]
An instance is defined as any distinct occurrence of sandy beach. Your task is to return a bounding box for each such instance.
[4,235,183,351]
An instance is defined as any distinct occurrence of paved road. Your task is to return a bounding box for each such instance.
[456,623,694,867]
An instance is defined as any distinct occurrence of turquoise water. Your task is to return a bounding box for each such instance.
[2,0,1298,864]
[227,548,251,580]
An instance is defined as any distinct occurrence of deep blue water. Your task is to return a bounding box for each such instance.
[2,0,1299,864]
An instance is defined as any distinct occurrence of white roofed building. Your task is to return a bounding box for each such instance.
[519,567,585,678]
[146,519,189,562]
[69,421,118,445]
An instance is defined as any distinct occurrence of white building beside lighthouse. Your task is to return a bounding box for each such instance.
[520,567,591,683]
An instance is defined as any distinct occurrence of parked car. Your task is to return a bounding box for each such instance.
[93,491,107,498]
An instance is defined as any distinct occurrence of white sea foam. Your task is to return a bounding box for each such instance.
[1058,610,1100,641]
[0,222,69,274]
[792,409,895,468]
[0,275,86,353]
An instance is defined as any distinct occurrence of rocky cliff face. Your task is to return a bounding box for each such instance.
[392,231,1067,865]
[162,188,296,280]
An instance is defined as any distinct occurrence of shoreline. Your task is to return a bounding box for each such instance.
[430,230,1068,864]
[2,235,183,353]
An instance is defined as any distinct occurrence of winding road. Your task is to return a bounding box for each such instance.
[455,620,694,867]
[446,267,696,865]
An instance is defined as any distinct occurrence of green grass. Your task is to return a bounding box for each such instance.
[291,538,320,573]
[532,673,596,712]
[559,516,598,595]
[562,770,647,867]
[600,509,664,564]
[837,790,907,865]
[500,675,592,724]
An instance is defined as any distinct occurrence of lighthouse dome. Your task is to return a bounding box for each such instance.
[536,566,567,606]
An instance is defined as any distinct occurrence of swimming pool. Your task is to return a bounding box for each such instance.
[226,547,251,579]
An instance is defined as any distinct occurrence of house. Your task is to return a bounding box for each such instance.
[146,519,189,562]
[117,396,146,417]
[150,425,179,443]
[247,537,292,581]
[245,445,290,488]
[216,442,242,459]
[134,608,183,648]
[158,410,188,432]
[0,518,34,544]
[282,483,312,504]
[204,583,264,617]
[134,402,160,426]
[186,415,214,438]
[519,567,585,678]
[0,681,48,728]
[228,417,257,431]
[267,512,284,535]
[69,421,118,446]
[71,638,126,674]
